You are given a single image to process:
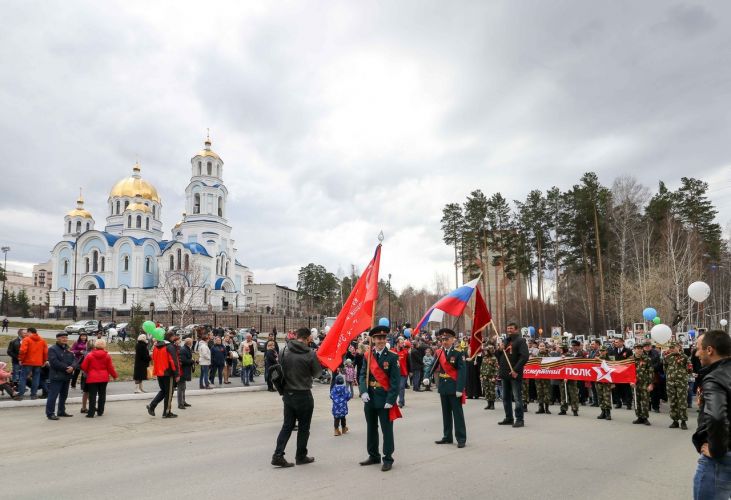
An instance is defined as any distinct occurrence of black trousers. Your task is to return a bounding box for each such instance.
[334,416,347,428]
[440,394,466,444]
[364,403,394,464]
[613,383,632,407]
[274,390,314,459]
[87,382,108,416]
[150,376,174,415]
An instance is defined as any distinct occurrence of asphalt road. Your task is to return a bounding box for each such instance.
[0,385,697,500]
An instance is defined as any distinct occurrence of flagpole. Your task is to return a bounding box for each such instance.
[365,232,384,400]
[489,320,514,373]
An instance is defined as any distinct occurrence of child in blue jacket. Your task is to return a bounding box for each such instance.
[330,374,351,436]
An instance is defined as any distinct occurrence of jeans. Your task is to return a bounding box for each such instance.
[241,365,252,386]
[274,390,314,459]
[199,365,210,388]
[398,375,408,406]
[502,376,524,421]
[46,379,70,417]
[18,365,41,397]
[210,364,224,385]
[87,382,108,416]
[11,360,21,384]
[693,452,731,500]
[411,369,422,391]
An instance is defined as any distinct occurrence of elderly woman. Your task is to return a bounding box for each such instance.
[81,339,118,418]
[210,336,227,386]
[134,334,151,393]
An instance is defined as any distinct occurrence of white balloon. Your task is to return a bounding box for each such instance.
[721,319,728,327]
[423,378,431,386]
[650,324,672,345]
[688,281,711,303]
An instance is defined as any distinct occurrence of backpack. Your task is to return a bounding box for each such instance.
[268,345,287,395]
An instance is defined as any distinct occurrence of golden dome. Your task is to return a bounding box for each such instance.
[109,163,161,203]
[192,134,222,162]
[125,202,151,213]
[174,212,186,228]
[66,192,93,219]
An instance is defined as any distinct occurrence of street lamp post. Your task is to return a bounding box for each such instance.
[1,246,9,315]
[388,273,392,329]
[71,232,81,321]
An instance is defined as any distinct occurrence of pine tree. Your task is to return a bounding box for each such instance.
[441,203,464,289]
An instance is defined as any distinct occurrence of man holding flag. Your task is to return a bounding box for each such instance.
[430,328,468,448]
[358,325,401,472]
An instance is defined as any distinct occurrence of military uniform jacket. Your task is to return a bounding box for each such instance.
[663,352,690,384]
[480,356,498,380]
[634,354,653,386]
[359,348,400,409]
[429,347,466,395]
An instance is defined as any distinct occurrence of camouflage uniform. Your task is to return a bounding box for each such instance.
[560,346,583,415]
[480,353,498,405]
[633,349,653,424]
[663,345,690,427]
[596,348,613,420]
[535,350,552,414]
[522,378,530,408]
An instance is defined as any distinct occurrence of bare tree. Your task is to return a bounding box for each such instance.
[157,262,206,328]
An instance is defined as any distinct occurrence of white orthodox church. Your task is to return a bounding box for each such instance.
[48,136,253,314]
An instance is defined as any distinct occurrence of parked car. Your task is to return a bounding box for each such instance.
[64,320,99,334]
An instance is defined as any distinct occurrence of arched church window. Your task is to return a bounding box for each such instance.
[127,215,132,228]
[116,201,120,214]
[218,197,223,217]
[136,215,142,228]
[61,292,66,306]
[207,162,212,175]
[198,161,202,176]
[177,249,182,270]
[86,222,90,231]
[169,255,174,271]
[123,255,129,272]
[152,205,156,218]
[217,165,220,177]
[67,221,71,234]
[146,218,149,230]
[101,257,105,272]
[145,257,151,273]
[63,260,68,275]
[194,193,200,214]
[216,258,219,275]
[180,287,185,302]
[172,288,177,303]
[85,258,89,273]
[203,288,207,303]
[122,288,127,304]
[76,221,81,233]
[92,251,98,272]
[184,254,189,271]
[124,201,129,211]
[225,262,229,276]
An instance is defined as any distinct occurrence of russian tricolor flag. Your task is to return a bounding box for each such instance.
[413,277,481,334]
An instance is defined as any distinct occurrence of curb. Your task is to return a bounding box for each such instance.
[0,385,268,409]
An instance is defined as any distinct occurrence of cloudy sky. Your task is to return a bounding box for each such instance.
[1,1,731,291]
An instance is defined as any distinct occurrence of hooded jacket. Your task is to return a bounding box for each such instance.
[693,357,731,459]
[281,339,321,391]
[19,333,48,367]
[81,349,118,384]
[152,340,180,377]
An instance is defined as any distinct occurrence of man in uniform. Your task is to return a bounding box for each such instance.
[480,343,498,410]
[663,341,690,429]
[430,328,467,448]
[559,344,580,416]
[596,346,613,421]
[535,343,552,414]
[632,344,654,425]
[359,325,401,472]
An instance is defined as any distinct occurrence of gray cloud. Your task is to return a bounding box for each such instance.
[1,1,730,292]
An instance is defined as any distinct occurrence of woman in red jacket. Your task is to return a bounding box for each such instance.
[81,339,118,418]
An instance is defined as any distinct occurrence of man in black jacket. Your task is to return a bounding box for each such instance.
[272,327,321,468]
[6,328,25,386]
[496,322,530,428]
[46,332,75,420]
[410,341,425,392]
[692,330,731,499]
[610,338,632,409]
[178,337,193,410]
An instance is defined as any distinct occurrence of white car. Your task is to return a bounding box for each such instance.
[64,320,99,334]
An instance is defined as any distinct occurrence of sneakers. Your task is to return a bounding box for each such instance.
[295,456,315,465]
[271,455,294,468]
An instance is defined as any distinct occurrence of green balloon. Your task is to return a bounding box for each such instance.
[152,328,165,341]
[652,316,661,325]
[142,321,156,334]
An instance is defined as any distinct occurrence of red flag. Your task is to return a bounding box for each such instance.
[317,245,382,371]
[469,286,491,355]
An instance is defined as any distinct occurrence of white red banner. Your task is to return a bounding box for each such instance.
[522,357,636,384]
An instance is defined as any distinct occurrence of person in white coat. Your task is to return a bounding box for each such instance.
[197,334,212,389]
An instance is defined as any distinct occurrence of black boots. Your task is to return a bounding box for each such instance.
[536,404,546,414]
[669,421,679,428]
[605,409,611,420]
[681,421,688,430]
[597,410,606,419]
[271,454,294,468]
